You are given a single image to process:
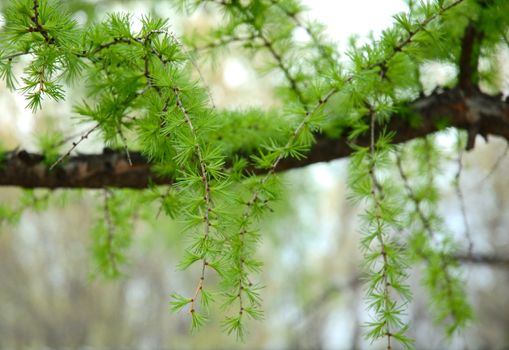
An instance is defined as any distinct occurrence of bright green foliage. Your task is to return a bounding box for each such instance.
[2,0,509,346]
[398,139,474,335]
[1,0,82,110]
[349,135,414,349]
[90,190,137,279]
[0,189,51,225]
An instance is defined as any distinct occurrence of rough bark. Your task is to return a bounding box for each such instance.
[0,149,169,189]
[1,87,509,189]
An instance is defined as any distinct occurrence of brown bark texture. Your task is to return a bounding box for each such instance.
[1,87,508,188]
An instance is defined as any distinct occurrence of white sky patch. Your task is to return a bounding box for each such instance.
[130,6,149,34]
[154,2,174,19]
[309,162,337,189]
[109,2,149,33]
[223,2,409,91]
[304,0,408,52]
[223,58,249,88]
[73,10,88,26]
[14,94,35,136]
[292,26,310,43]
[420,61,458,93]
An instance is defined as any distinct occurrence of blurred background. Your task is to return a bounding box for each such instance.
[1,0,509,349]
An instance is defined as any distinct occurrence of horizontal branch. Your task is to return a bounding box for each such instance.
[1,87,509,189]
[454,252,509,268]
[0,150,169,189]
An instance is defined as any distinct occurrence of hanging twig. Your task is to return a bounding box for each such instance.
[455,134,473,255]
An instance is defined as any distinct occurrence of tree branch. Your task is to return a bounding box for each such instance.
[1,87,509,188]
[454,252,509,268]
[458,21,484,149]
[0,149,169,189]
[458,22,483,96]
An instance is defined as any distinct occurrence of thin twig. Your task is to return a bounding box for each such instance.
[455,142,473,255]
[49,123,100,170]
[165,31,217,109]
[258,31,308,110]
[174,87,213,314]
[0,51,32,61]
[396,149,460,323]
[472,142,509,188]
[368,111,392,350]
